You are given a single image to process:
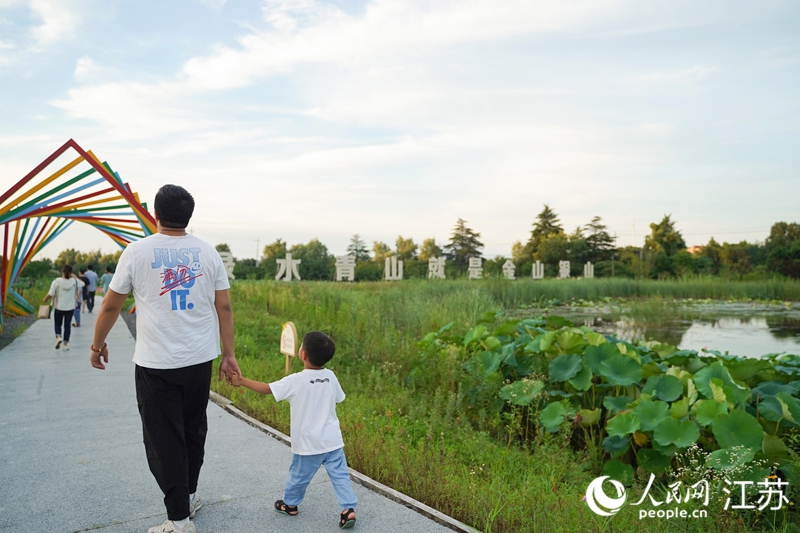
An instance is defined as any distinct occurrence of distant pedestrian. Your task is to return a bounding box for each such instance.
[84,264,98,312]
[43,265,84,351]
[231,331,358,529]
[77,268,89,312]
[101,266,114,295]
[73,282,83,327]
[90,184,240,533]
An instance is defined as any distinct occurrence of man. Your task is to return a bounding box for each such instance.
[84,264,98,312]
[90,184,240,533]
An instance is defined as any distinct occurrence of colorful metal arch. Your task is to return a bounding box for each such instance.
[0,139,155,327]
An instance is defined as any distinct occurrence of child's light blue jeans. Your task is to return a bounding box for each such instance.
[283,447,357,511]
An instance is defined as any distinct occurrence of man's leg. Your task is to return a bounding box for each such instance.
[135,364,192,521]
[87,291,96,312]
[284,453,324,507]
[183,361,212,496]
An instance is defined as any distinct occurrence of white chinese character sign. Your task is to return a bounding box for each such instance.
[385,256,403,281]
[559,260,570,279]
[276,253,302,281]
[502,259,516,280]
[532,260,544,280]
[427,257,446,279]
[584,262,594,278]
[217,251,236,280]
[335,255,356,282]
[468,257,483,279]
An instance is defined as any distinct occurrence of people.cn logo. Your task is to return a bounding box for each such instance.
[585,476,627,516]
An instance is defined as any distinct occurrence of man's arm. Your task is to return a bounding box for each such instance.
[214,289,240,384]
[89,289,128,370]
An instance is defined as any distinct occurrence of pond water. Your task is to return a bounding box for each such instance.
[551,303,800,359]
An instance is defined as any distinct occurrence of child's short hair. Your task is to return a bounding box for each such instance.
[302,331,336,367]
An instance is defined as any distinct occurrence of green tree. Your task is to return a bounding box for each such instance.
[395,236,418,261]
[525,205,564,259]
[584,216,614,262]
[260,238,287,278]
[215,243,231,253]
[645,215,686,256]
[289,238,335,280]
[444,218,484,270]
[346,234,370,262]
[765,222,800,278]
[700,238,723,275]
[720,242,752,280]
[418,238,442,261]
[372,241,392,263]
[20,258,54,279]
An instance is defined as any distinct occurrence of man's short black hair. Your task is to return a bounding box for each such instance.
[154,184,195,229]
[87,264,94,270]
[302,331,336,367]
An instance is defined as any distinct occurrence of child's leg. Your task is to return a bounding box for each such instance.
[284,453,324,507]
[322,448,358,511]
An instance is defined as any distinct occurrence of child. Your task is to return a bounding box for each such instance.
[231,331,358,529]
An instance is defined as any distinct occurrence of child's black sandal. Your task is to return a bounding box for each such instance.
[275,500,298,516]
[339,508,356,529]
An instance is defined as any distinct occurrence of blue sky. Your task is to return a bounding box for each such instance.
[1,0,799,261]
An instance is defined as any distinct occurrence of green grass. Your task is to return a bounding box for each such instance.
[212,279,799,533]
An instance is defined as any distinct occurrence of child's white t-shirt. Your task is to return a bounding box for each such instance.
[270,368,346,455]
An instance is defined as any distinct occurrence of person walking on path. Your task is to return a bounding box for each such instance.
[84,264,98,312]
[101,265,114,295]
[231,331,358,529]
[43,264,84,351]
[90,184,241,533]
[72,280,83,327]
[77,268,89,313]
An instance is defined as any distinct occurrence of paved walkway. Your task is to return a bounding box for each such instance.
[0,300,466,533]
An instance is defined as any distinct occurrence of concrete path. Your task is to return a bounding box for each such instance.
[0,300,467,533]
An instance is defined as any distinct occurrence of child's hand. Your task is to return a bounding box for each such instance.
[230,373,243,387]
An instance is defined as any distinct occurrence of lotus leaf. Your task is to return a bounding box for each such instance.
[584,343,621,374]
[708,378,727,403]
[498,380,544,406]
[633,431,648,446]
[669,397,689,419]
[642,375,683,402]
[650,343,678,358]
[758,396,790,423]
[539,401,567,431]
[602,435,630,457]
[606,412,641,437]
[776,392,800,422]
[546,316,573,329]
[556,331,586,353]
[547,390,575,398]
[463,324,487,346]
[577,408,601,427]
[599,354,642,387]
[712,410,764,451]
[539,330,556,352]
[751,381,799,400]
[481,336,501,351]
[492,320,519,336]
[472,351,502,374]
[638,448,672,473]
[633,400,669,432]
[478,311,501,324]
[548,354,583,382]
[603,395,632,413]
[762,434,791,462]
[706,447,756,471]
[723,357,774,385]
[602,459,634,486]
[653,418,699,448]
[641,362,663,379]
[568,365,593,391]
[775,365,800,377]
[584,331,606,346]
[686,379,698,404]
[693,400,727,426]
[663,349,697,366]
[514,354,537,377]
[694,362,750,406]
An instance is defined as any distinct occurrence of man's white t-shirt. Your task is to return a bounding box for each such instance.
[109,233,230,369]
[270,368,346,455]
[48,277,85,311]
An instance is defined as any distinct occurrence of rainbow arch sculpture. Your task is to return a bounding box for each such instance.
[0,139,156,328]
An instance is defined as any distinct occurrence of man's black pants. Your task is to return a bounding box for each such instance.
[87,290,96,311]
[135,361,212,520]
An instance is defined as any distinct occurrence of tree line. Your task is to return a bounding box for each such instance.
[11,207,799,282]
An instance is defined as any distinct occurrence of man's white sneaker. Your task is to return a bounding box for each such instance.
[147,519,196,533]
[189,495,202,518]
[62,342,69,351]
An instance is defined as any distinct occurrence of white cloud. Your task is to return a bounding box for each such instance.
[74,55,100,80]
[29,0,80,47]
